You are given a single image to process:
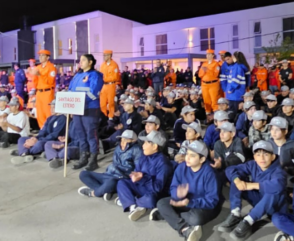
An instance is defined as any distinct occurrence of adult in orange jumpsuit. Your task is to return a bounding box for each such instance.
[256,64,268,91]
[199,49,221,114]
[32,50,56,128]
[218,50,226,66]
[164,68,177,87]
[100,50,120,121]
[26,59,37,93]
[9,72,15,86]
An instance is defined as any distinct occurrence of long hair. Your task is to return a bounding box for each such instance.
[233,51,250,71]
[81,54,97,70]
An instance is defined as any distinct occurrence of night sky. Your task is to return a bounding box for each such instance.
[1,0,293,32]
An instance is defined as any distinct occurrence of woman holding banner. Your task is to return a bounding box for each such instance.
[69,54,104,171]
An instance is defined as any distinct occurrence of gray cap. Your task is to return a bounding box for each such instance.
[8,97,20,106]
[124,98,134,105]
[243,92,254,98]
[142,115,160,125]
[281,98,294,106]
[189,90,198,95]
[29,90,35,95]
[252,110,267,121]
[0,96,9,102]
[49,99,56,105]
[10,89,16,94]
[214,110,229,121]
[147,86,153,91]
[261,90,270,96]
[181,105,196,115]
[244,101,256,110]
[186,140,208,158]
[282,59,288,63]
[130,89,135,93]
[116,130,138,141]
[164,86,171,91]
[267,116,288,129]
[266,94,277,101]
[138,130,166,146]
[290,88,294,94]
[119,94,128,101]
[144,99,156,107]
[281,85,290,92]
[182,122,202,134]
[253,140,274,153]
[217,98,229,105]
[167,92,176,99]
[218,121,236,132]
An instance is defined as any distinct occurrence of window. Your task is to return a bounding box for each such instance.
[232,25,239,49]
[200,28,215,51]
[58,40,62,56]
[139,37,144,56]
[283,17,294,43]
[156,34,167,55]
[68,39,72,55]
[254,22,262,47]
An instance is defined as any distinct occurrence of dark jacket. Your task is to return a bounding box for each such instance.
[121,110,142,135]
[236,112,252,140]
[151,65,165,83]
[0,74,9,85]
[37,115,66,141]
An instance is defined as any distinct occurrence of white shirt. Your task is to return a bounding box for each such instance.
[30,108,37,118]
[7,111,30,137]
[0,107,10,117]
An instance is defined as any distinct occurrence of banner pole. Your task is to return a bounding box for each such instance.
[63,114,70,178]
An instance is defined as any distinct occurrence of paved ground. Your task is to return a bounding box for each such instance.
[0,145,280,241]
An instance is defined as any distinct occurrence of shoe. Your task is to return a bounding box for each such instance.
[149,208,164,221]
[274,231,294,241]
[103,193,113,201]
[114,197,122,207]
[40,152,46,159]
[182,226,202,241]
[0,142,9,148]
[230,220,252,241]
[10,150,19,156]
[218,213,242,233]
[11,156,25,165]
[72,152,89,170]
[84,153,98,171]
[24,155,34,163]
[77,186,93,197]
[128,207,146,221]
[49,158,63,169]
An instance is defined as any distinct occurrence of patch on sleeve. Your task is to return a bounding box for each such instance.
[50,71,56,77]
[216,66,220,71]
[114,68,118,73]
[53,121,58,128]
[126,119,132,125]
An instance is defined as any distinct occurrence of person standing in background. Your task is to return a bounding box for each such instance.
[14,63,26,100]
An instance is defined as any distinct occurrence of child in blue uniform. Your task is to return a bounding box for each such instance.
[116,130,173,221]
[152,140,222,241]
[218,140,288,241]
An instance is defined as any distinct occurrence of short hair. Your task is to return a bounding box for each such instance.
[224,52,232,58]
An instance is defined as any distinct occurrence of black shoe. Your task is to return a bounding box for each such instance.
[230,220,252,241]
[72,152,89,170]
[84,153,98,171]
[49,158,64,169]
[149,208,164,221]
[10,149,19,156]
[0,142,9,148]
[218,213,242,233]
[103,193,113,201]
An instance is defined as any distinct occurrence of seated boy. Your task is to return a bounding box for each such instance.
[217,97,235,123]
[264,94,280,120]
[116,130,173,221]
[152,140,222,241]
[140,99,165,130]
[78,130,142,200]
[10,100,66,165]
[278,98,294,134]
[248,110,270,148]
[218,140,288,241]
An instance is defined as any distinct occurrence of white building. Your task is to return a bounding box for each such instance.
[0,2,293,72]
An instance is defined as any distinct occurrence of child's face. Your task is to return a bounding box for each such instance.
[218,103,228,111]
[190,94,196,101]
[142,141,157,156]
[246,106,256,118]
[185,127,198,141]
[120,138,132,151]
[167,97,174,104]
[267,100,277,109]
[270,126,287,140]
[282,105,294,115]
[183,112,195,123]
[220,130,234,142]
[254,150,275,171]
[185,150,205,168]
[244,96,253,102]
[123,103,133,112]
[253,120,265,130]
[145,122,158,134]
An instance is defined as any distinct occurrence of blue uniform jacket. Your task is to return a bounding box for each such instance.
[236,112,251,140]
[170,161,220,209]
[226,159,287,195]
[121,111,142,135]
[151,66,165,83]
[174,118,187,144]
[14,69,26,85]
[203,123,220,150]
[134,152,173,195]
[106,142,142,179]
[69,70,103,109]
[220,62,232,92]
[37,115,66,141]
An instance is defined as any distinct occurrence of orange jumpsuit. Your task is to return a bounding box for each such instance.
[100,60,120,118]
[275,68,281,91]
[256,68,268,91]
[26,67,37,92]
[9,74,15,86]
[199,60,221,114]
[164,72,177,87]
[35,61,56,128]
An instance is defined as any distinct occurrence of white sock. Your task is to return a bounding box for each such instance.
[130,204,136,212]
[244,215,254,226]
[109,118,113,120]
[231,207,241,217]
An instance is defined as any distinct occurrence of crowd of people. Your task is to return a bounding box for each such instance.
[0,48,294,241]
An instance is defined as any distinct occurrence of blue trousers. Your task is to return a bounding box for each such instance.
[44,141,79,161]
[153,82,163,95]
[16,84,24,99]
[73,111,98,153]
[272,213,294,236]
[229,182,288,221]
[117,179,157,211]
[229,100,242,113]
[79,171,119,197]
[18,137,46,155]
